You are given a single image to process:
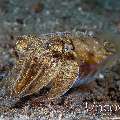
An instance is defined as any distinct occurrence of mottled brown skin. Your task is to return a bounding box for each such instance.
[4,32,114,100]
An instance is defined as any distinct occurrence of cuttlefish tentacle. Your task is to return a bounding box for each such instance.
[3,52,32,96]
[14,54,41,95]
[18,53,58,97]
[22,60,60,96]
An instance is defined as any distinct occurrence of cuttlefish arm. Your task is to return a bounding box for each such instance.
[46,58,79,99]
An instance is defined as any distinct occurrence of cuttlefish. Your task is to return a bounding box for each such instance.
[0,32,116,103]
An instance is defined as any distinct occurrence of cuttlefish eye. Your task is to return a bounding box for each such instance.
[64,43,74,53]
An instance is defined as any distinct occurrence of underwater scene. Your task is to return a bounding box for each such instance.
[0,0,120,119]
